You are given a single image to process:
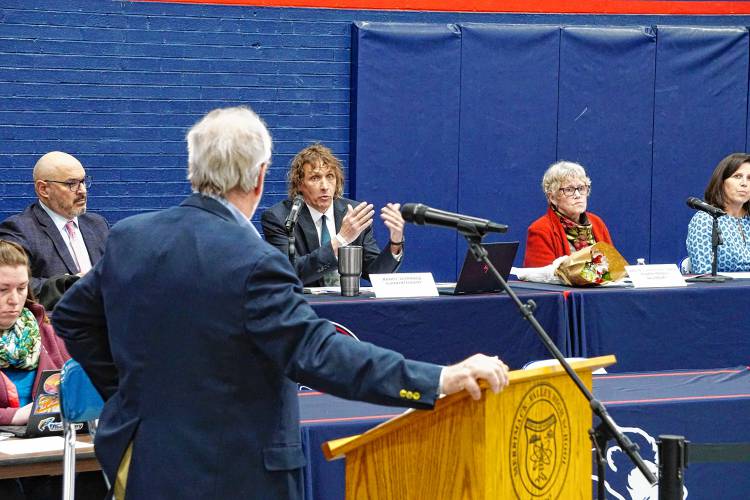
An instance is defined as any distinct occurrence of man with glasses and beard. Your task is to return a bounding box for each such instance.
[0,151,109,307]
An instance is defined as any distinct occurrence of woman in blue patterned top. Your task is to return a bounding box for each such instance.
[687,153,750,273]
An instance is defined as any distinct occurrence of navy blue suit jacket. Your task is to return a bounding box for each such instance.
[261,197,401,286]
[0,202,109,294]
[53,194,440,499]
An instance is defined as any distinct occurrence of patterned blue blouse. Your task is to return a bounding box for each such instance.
[686,211,750,273]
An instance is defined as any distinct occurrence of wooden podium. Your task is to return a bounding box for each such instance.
[323,355,615,499]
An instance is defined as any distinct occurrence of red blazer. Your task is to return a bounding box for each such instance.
[523,207,613,267]
[0,302,70,425]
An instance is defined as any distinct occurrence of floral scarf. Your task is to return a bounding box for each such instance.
[552,205,595,252]
[0,307,41,370]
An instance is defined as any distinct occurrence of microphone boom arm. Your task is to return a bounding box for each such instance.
[456,222,658,493]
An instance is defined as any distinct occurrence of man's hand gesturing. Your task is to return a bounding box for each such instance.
[333,202,374,251]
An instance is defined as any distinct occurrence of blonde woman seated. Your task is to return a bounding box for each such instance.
[523,161,613,267]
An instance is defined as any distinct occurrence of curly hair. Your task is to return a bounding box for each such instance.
[287,143,344,199]
[541,160,591,201]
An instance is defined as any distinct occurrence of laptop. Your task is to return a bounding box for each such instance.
[438,241,519,295]
[0,369,82,438]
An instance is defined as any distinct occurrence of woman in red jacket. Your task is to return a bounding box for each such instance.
[523,161,613,267]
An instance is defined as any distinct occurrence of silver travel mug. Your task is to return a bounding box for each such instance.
[338,245,363,296]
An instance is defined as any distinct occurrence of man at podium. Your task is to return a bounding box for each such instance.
[52,106,510,500]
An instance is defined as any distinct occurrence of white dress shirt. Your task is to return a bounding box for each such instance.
[39,201,92,273]
[205,194,262,239]
[305,203,337,250]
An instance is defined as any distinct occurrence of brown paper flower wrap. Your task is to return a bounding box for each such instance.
[554,242,629,286]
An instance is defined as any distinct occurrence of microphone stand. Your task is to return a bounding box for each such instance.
[455,221,657,498]
[686,214,731,283]
[286,223,296,266]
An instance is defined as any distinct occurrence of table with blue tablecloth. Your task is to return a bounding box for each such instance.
[306,290,569,369]
[511,279,750,372]
[298,366,750,500]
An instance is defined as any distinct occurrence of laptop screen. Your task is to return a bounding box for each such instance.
[0,370,65,438]
[451,241,519,295]
[27,370,65,436]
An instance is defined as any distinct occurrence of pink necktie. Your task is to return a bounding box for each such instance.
[64,220,81,273]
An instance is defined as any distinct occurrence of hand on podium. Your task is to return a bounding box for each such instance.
[441,354,509,400]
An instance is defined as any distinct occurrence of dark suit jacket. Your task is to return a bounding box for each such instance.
[261,197,401,286]
[0,202,109,295]
[52,193,440,500]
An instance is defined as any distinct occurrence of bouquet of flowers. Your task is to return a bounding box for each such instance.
[555,242,628,286]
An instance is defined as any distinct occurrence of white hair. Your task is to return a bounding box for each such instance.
[187,106,272,196]
[542,160,591,196]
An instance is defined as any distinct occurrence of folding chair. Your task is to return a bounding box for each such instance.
[60,359,108,500]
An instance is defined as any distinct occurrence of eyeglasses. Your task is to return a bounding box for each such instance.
[43,176,92,192]
[558,185,590,197]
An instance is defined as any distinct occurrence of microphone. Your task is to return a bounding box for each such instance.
[401,203,507,234]
[686,197,726,218]
[285,195,305,232]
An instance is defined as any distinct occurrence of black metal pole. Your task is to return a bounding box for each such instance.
[685,214,730,282]
[590,427,607,500]
[711,216,720,277]
[287,233,296,266]
[658,435,686,500]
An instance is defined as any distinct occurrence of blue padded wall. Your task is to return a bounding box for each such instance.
[557,26,657,264]
[352,22,462,281]
[458,24,560,275]
[353,22,750,270]
[651,26,749,264]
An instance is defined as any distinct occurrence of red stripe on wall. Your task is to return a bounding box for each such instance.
[132,0,750,15]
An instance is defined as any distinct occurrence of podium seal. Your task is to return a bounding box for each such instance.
[510,383,571,498]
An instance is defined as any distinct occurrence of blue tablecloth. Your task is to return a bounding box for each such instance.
[307,290,569,370]
[299,367,750,500]
[511,280,750,371]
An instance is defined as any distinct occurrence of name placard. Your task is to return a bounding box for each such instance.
[369,273,439,298]
[625,264,687,288]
